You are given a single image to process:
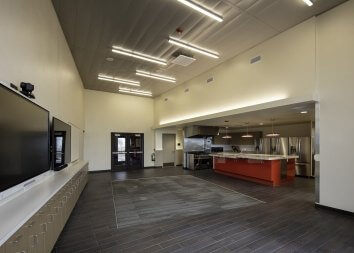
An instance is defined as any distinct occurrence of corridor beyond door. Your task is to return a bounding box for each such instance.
[162,134,175,167]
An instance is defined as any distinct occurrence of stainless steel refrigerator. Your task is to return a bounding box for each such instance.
[260,137,288,155]
[288,137,312,177]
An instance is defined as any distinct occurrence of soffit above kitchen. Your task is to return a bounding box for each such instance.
[52,0,347,97]
[177,102,315,130]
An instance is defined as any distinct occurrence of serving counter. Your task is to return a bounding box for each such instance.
[210,153,298,186]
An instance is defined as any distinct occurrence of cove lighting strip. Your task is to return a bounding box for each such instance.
[177,0,223,22]
[302,0,313,6]
[159,94,288,125]
[98,74,140,86]
[119,87,152,97]
[112,46,167,65]
[136,70,176,83]
[168,37,219,59]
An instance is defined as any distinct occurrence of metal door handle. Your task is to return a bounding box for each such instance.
[112,151,127,154]
[129,151,143,154]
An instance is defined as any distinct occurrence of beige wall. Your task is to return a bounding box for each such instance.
[154,18,316,127]
[317,0,354,212]
[84,90,155,171]
[233,122,312,137]
[0,0,85,158]
[155,127,184,151]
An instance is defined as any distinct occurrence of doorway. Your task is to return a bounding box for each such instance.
[111,133,144,171]
[162,134,175,167]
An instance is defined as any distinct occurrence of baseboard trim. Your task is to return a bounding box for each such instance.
[89,170,111,173]
[315,203,354,217]
[144,166,162,169]
[295,175,315,179]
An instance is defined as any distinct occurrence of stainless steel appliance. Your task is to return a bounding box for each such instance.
[288,137,312,177]
[183,137,213,169]
[184,126,219,138]
[185,152,213,170]
[183,137,212,153]
[259,137,288,155]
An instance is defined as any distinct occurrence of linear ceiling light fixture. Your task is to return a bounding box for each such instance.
[112,46,167,65]
[302,0,313,6]
[168,37,219,59]
[177,0,223,22]
[136,70,176,83]
[118,87,152,97]
[98,74,140,86]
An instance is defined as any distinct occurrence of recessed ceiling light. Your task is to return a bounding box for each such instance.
[106,57,114,62]
[118,87,152,97]
[259,123,264,126]
[177,0,223,22]
[301,111,308,114]
[112,46,167,65]
[136,70,176,83]
[302,0,313,6]
[98,74,140,86]
[168,37,219,59]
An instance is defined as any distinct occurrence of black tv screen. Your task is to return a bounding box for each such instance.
[0,85,50,192]
[52,117,71,170]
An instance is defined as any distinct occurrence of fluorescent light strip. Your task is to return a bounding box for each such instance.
[119,88,152,97]
[302,0,313,6]
[177,0,223,22]
[168,37,219,59]
[119,87,152,95]
[98,74,140,86]
[112,46,167,65]
[136,70,176,83]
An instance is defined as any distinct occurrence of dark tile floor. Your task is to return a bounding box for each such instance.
[112,175,261,228]
[53,167,354,253]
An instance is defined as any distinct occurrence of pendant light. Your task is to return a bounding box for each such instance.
[266,119,280,137]
[222,126,232,139]
[242,122,253,138]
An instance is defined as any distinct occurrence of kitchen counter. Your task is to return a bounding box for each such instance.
[210,153,297,186]
[209,152,298,161]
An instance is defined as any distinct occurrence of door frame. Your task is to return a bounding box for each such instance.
[111,132,144,171]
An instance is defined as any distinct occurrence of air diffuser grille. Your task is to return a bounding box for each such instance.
[171,54,196,66]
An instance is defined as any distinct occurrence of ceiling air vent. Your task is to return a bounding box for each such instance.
[206,77,214,84]
[250,55,261,64]
[171,54,196,67]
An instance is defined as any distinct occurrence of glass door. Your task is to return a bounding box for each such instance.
[111,133,144,171]
[128,134,144,169]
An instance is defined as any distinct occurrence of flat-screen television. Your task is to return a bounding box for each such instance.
[52,117,71,170]
[0,84,50,192]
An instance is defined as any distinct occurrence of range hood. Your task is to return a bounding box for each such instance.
[184,126,219,138]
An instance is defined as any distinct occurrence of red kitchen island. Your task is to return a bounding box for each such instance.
[210,153,298,186]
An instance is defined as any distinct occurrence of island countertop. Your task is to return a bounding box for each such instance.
[209,152,298,161]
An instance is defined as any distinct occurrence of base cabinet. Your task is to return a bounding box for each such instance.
[1,164,88,253]
[5,227,28,253]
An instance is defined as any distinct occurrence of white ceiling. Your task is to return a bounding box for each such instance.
[52,0,347,97]
[179,101,316,129]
